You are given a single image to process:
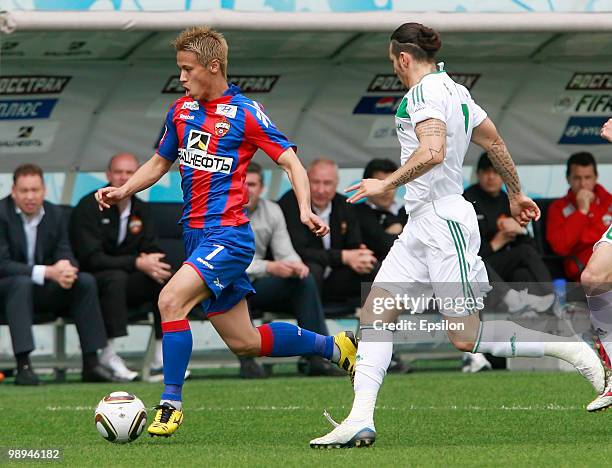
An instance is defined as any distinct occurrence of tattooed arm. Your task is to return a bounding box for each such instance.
[470,118,521,196]
[471,117,540,224]
[346,118,446,203]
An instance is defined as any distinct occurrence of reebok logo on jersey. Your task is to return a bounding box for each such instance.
[216,104,237,119]
[179,113,194,120]
[181,101,199,111]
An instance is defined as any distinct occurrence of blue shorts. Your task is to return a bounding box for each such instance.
[183,223,256,317]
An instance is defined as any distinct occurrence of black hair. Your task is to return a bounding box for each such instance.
[390,22,442,62]
[364,158,398,179]
[476,153,495,172]
[566,152,597,177]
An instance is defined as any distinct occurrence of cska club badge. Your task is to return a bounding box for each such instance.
[215,118,231,137]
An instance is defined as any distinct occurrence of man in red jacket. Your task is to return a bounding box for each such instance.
[546,152,612,281]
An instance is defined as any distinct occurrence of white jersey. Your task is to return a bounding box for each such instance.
[395,68,487,213]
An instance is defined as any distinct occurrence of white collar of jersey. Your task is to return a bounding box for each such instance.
[437,62,445,72]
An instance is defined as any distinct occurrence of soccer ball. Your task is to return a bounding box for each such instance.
[94,392,147,443]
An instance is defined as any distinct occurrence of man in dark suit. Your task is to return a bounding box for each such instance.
[0,164,114,385]
[464,153,554,309]
[354,159,408,262]
[70,153,171,382]
[278,159,377,304]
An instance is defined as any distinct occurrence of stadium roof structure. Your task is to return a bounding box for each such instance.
[0,10,611,171]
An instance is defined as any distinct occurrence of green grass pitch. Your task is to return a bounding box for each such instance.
[2,369,610,467]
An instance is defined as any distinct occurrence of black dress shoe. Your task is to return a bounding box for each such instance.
[82,364,120,383]
[238,357,267,379]
[298,356,344,377]
[15,365,41,386]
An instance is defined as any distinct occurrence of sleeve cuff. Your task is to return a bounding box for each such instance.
[32,265,45,285]
[411,110,446,126]
[247,260,269,280]
[155,150,176,162]
[270,144,296,162]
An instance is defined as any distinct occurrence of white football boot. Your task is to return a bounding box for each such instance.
[587,374,612,412]
[310,411,376,449]
[462,352,492,373]
[565,341,605,394]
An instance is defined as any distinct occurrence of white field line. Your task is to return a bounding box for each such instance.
[42,404,583,412]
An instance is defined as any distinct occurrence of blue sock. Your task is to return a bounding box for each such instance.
[257,322,334,359]
[162,384,182,403]
[160,320,192,402]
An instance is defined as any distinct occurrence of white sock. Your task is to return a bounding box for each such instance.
[152,340,163,369]
[345,329,393,428]
[100,339,116,362]
[476,320,588,363]
[475,320,568,358]
[160,399,182,410]
[587,290,612,358]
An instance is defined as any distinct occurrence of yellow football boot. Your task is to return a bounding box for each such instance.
[147,403,184,437]
[334,331,358,383]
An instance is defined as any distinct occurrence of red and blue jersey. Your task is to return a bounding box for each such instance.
[157,84,296,228]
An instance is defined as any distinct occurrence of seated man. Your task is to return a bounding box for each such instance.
[70,153,171,381]
[0,164,114,385]
[244,162,340,377]
[464,153,554,309]
[278,159,377,305]
[547,151,612,281]
[355,159,407,262]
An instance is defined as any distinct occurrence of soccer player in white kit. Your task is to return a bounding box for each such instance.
[310,23,606,448]
[582,117,612,412]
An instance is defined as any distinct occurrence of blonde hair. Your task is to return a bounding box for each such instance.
[173,26,229,78]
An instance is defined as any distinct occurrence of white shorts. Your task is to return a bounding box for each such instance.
[594,224,612,251]
[374,195,490,317]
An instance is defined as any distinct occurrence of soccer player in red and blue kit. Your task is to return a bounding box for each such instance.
[96,27,357,437]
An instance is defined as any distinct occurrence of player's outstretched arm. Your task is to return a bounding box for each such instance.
[471,118,540,225]
[346,118,446,203]
[277,149,329,237]
[96,154,173,210]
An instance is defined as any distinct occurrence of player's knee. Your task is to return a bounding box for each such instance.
[447,331,474,352]
[581,266,607,288]
[227,337,260,357]
[158,288,186,321]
